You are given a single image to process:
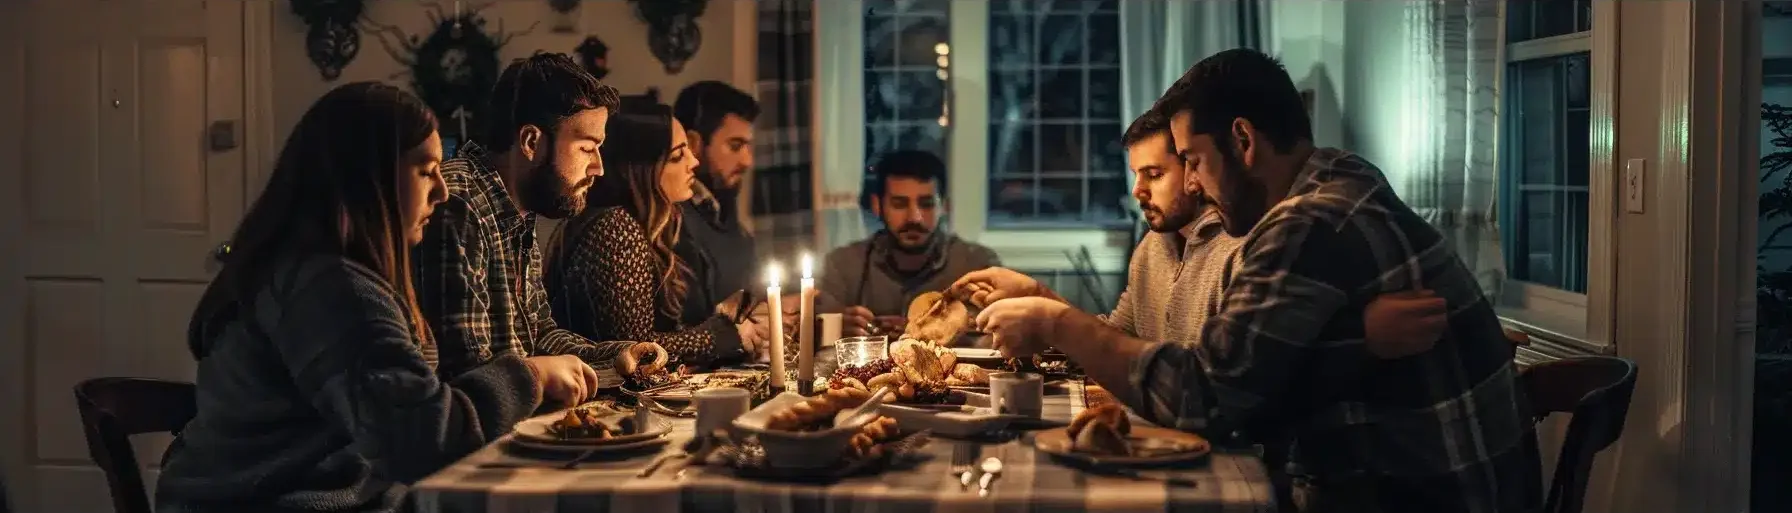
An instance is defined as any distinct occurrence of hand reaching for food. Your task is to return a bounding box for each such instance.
[524,355,601,406]
[617,342,670,378]
[950,267,1046,306]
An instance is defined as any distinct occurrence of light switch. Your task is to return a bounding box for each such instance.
[1624,158,1646,214]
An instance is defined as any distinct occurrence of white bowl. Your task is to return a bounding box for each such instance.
[730,392,862,469]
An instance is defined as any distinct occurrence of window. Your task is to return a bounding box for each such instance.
[1495,0,1609,346]
[859,0,1129,230]
[984,1,1128,227]
[862,0,951,176]
[1500,0,1591,294]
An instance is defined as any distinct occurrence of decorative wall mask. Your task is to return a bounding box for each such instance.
[548,0,582,33]
[290,0,368,80]
[574,36,611,80]
[629,0,708,74]
[367,2,535,141]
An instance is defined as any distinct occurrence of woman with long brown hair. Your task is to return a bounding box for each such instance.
[156,82,553,513]
[545,99,768,370]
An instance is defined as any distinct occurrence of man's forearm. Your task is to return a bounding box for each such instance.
[1049,307,1150,402]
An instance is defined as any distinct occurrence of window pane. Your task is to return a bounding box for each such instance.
[1500,52,1592,293]
[1505,0,1592,42]
[1088,67,1122,120]
[862,4,949,171]
[1039,123,1085,172]
[989,123,1037,175]
[1753,5,1792,512]
[1089,175,1132,222]
[1039,69,1084,120]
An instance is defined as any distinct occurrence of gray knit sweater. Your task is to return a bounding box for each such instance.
[1102,211,1243,343]
[156,255,542,513]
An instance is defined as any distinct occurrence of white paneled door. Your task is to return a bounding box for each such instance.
[1,1,246,511]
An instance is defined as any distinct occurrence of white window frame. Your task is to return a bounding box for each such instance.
[1494,1,1617,356]
[815,0,1130,274]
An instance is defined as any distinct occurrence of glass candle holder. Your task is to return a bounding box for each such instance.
[834,336,890,369]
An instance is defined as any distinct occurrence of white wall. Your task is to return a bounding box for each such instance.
[1264,1,1408,173]
[266,0,751,148]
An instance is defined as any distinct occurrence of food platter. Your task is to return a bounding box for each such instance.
[620,371,771,403]
[731,390,905,469]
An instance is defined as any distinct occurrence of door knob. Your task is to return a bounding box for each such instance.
[210,120,240,151]
[213,242,232,262]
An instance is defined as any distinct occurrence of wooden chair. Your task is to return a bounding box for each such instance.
[73,377,198,513]
[1520,356,1637,513]
[1,471,12,513]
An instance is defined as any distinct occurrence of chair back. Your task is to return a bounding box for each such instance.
[1520,356,1637,513]
[73,377,198,513]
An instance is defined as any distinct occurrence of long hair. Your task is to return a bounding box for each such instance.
[188,82,438,359]
[547,100,689,321]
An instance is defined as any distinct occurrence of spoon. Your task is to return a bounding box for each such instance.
[833,386,894,428]
[977,457,1003,497]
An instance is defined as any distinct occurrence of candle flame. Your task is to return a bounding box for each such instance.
[766,263,781,287]
[801,254,813,279]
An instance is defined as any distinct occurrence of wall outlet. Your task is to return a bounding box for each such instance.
[1624,158,1646,214]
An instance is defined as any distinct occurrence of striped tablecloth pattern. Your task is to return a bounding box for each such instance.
[412,381,1275,513]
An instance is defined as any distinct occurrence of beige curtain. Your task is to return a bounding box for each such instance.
[1398,0,1507,296]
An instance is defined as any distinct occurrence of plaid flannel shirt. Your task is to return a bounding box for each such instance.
[414,142,635,382]
[1123,148,1540,512]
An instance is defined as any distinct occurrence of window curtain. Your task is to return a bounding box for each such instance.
[1398,0,1506,296]
[813,0,871,253]
[752,0,817,260]
[1118,0,1265,219]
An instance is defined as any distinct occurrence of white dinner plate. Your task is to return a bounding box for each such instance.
[512,412,672,446]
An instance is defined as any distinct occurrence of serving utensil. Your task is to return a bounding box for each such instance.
[833,386,893,428]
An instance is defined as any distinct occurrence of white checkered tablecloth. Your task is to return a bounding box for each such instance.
[411,381,1276,513]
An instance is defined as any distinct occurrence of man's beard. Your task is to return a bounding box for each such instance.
[697,161,747,192]
[1213,146,1270,238]
[889,222,937,255]
[1142,198,1199,233]
[518,155,592,219]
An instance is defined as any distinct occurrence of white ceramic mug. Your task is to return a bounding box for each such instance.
[692,387,752,436]
[988,372,1045,417]
[818,313,843,347]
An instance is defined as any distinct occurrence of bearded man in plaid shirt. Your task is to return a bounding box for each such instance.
[414,53,666,407]
[968,48,1541,513]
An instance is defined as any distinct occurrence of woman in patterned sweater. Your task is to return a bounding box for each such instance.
[545,100,768,369]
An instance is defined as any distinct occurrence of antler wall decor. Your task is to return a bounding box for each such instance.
[629,0,708,74]
[575,35,611,80]
[548,0,582,33]
[290,0,369,80]
[364,1,536,141]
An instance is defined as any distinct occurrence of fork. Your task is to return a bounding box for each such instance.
[950,443,978,488]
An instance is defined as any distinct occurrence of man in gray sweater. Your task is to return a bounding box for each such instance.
[819,150,1001,337]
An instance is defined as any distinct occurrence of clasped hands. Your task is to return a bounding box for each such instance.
[717,289,811,361]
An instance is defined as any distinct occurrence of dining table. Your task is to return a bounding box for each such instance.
[410,379,1277,513]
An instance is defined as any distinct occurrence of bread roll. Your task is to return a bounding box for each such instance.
[951,363,991,384]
